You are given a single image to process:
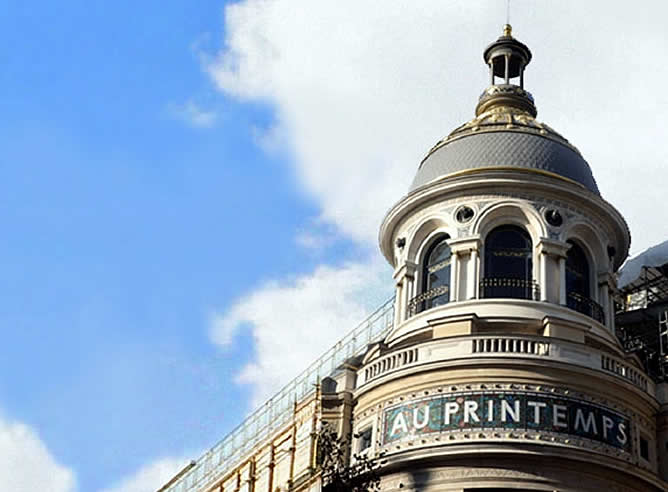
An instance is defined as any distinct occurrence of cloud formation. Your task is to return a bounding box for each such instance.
[0,414,75,492]
[210,259,391,405]
[99,456,192,492]
[205,0,668,435]
[168,100,217,128]
[209,0,668,253]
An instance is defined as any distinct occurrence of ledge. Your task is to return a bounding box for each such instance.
[356,333,655,398]
[387,298,615,347]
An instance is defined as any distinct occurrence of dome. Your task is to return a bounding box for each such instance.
[410,103,600,194]
[410,26,600,195]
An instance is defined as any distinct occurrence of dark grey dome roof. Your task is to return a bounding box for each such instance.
[410,114,600,195]
[410,26,600,195]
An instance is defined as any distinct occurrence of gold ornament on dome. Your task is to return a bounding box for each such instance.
[425,104,582,160]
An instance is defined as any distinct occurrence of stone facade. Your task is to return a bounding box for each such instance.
[159,25,668,492]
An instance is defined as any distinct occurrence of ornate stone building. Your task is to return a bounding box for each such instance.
[159,26,668,492]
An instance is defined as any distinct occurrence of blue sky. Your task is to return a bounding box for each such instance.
[1,1,357,489]
[2,1,668,491]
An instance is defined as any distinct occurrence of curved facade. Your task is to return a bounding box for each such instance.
[372,24,662,492]
[159,25,668,492]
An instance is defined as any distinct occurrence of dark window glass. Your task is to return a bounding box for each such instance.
[358,428,372,452]
[566,241,590,298]
[482,226,534,299]
[422,236,451,310]
[640,437,649,460]
[321,377,337,394]
[565,241,604,322]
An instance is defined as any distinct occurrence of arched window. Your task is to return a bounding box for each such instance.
[423,237,452,309]
[566,241,590,298]
[565,241,603,323]
[482,225,535,299]
[408,236,451,316]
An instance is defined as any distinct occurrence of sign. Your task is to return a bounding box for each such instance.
[382,390,630,452]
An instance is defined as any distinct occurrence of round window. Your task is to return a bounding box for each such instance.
[545,209,563,227]
[455,206,475,224]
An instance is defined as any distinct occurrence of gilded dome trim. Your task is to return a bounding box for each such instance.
[411,166,593,193]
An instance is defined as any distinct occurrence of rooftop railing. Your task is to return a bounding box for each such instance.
[163,297,395,492]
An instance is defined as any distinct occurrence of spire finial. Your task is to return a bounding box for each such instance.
[503,24,513,38]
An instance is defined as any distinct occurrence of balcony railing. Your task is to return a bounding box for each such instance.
[479,277,539,300]
[161,298,395,492]
[567,291,605,324]
[407,285,449,317]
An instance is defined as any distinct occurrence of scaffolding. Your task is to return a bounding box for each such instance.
[162,298,395,492]
[616,263,668,381]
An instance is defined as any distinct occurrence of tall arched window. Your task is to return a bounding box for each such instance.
[423,236,452,309]
[482,225,535,299]
[566,241,590,299]
[565,240,603,322]
[408,236,451,316]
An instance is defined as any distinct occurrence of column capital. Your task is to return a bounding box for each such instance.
[393,260,418,282]
[537,237,571,258]
[598,271,616,288]
[447,236,481,255]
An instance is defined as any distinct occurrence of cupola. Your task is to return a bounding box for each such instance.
[410,25,600,195]
[477,24,535,116]
[380,25,631,341]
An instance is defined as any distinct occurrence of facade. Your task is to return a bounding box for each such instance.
[160,26,668,492]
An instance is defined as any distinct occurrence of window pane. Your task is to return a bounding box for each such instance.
[485,226,532,280]
[566,241,590,297]
[420,236,451,312]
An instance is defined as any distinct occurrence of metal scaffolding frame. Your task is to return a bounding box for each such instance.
[616,262,668,381]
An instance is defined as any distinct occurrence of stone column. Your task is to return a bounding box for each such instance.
[539,251,548,301]
[449,252,460,302]
[448,236,481,302]
[559,257,567,305]
[393,280,403,327]
[536,238,571,305]
[600,282,609,327]
[598,272,616,330]
[468,248,479,300]
[393,261,417,323]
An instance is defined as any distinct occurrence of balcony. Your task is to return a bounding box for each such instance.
[405,280,605,327]
[566,291,604,324]
[479,277,539,301]
[407,285,449,317]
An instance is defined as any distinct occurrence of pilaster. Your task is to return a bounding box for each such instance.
[536,238,571,304]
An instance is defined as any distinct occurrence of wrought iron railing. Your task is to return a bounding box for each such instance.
[479,277,539,300]
[567,291,605,324]
[162,298,395,492]
[407,285,449,317]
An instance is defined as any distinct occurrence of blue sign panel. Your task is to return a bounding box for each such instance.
[382,391,631,452]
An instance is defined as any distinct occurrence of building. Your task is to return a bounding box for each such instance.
[159,25,668,492]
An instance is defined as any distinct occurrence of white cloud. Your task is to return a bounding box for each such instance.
[0,415,75,492]
[99,456,192,492]
[294,220,340,250]
[168,100,217,128]
[210,259,392,405]
[208,0,668,254]
[204,0,668,444]
[294,230,331,250]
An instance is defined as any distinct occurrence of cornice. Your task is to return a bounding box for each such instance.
[379,170,630,270]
